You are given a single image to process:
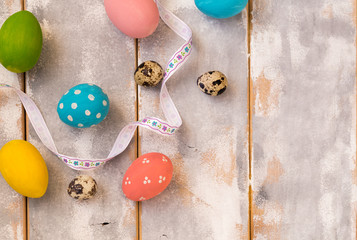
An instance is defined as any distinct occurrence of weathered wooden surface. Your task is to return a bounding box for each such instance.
[138,0,249,239]
[0,1,26,239]
[251,0,356,239]
[25,0,137,239]
[0,0,356,239]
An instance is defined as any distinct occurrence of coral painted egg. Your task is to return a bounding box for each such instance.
[122,152,173,201]
[195,0,248,19]
[0,140,48,198]
[57,83,110,128]
[104,0,160,38]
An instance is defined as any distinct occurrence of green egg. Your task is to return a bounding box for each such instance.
[0,11,42,73]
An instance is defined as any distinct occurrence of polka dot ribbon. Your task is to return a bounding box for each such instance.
[0,0,192,170]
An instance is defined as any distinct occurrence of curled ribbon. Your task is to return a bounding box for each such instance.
[0,0,193,170]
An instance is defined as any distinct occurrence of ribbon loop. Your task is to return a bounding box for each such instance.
[0,1,193,170]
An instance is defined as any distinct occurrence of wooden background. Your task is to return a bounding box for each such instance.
[0,0,355,239]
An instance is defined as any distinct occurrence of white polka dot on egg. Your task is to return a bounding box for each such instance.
[68,115,73,121]
[74,90,81,95]
[59,103,64,109]
[78,123,83,127]
[88,94,95,101]
[103,100,107,106]
[96,113,101,119]
[85,110,91,116]
[71,103,77,109]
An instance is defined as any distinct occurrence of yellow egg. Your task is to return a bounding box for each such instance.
[0,140,48,198]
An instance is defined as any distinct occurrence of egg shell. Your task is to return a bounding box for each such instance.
[67,175,97,200]
[104,0,160,38]
[0,140,48,198]
[195,0,248,19]
[122,152,173,201]
[134,61,164,87]
[0,11,42,73]
[197,71,228,96]
[57,83,110,128]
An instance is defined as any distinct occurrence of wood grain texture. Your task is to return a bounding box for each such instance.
[251,0,356,239]
[25,0,137,239]
[138,0,249,239]
[0,1,26,239]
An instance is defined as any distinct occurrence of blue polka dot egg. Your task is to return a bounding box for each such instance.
[57,83,110,128]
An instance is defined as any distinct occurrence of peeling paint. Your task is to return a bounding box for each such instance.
[200,146,237,186]
[253,72,282,117]
[264,157,284,184]
[122,201,136,227]
[3,198,24,240]
[172,153,195,206]
[252,199,283,240]
[40,19,54,41]
[321,0,356,26]
[352,162,357,186]
[4,0,14,9]
[236,223,249,240]
[10,221,18,240]
[322,4,334,19]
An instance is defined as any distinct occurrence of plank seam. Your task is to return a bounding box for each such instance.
[247,0,253,239]
[20,0,29,238]
[22,2,29,240]
[135,38,142,240]
[22,72,28,240]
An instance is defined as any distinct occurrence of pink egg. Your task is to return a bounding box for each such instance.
[104,0,160,38]
[122,152,173,201]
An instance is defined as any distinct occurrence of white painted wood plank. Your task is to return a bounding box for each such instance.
[139,0,249,239]
[0,1,26,240]
[251,0,356,239]
[26,0,137,239]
